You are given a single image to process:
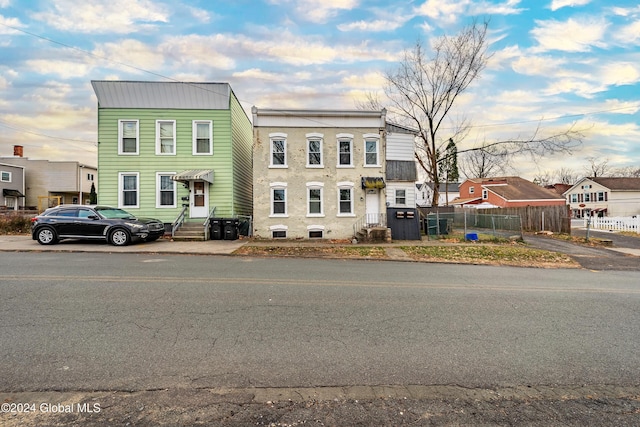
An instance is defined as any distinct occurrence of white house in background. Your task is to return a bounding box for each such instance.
[564,177,640,218]
[417,182,460,207]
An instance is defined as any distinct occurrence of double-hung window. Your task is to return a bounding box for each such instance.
[157,173,176,208]
[1,171,11,182]
[482,189,488,199]
[570,194,578,203]
[118,120,139,155]
[119,172,139,208]
[307,182,324,217]
[337,182,355,216]
[306,133,323,167]
[337,133,353,167]
[193,121,213,155]
[156,120,176,155]
[269,133,287,168]
[364,134,380,166]
[396,189,406,205]
[270,183,287,216]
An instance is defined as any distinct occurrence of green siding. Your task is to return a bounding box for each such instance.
[97,107,250,223]
[230,92,253,217]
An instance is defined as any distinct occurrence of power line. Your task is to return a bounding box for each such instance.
[0,120,97,146]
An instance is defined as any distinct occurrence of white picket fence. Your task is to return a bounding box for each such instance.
[586,216,640,233]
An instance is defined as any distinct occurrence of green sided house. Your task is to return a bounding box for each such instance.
[91,81,252,238]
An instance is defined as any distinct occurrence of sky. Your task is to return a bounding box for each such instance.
[0,0,639,181]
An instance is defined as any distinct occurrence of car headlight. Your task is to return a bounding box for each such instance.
[125,222,146,230]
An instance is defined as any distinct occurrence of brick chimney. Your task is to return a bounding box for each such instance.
[13,145,23,157]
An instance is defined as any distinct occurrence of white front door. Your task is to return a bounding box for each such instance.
[190,181,209,218]
[365,189,380,225]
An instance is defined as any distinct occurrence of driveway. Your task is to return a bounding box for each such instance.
[524,229,640,271]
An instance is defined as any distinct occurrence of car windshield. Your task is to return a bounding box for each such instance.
[94,207,136,219]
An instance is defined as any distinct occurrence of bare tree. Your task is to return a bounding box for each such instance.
[382,20,584,206]
[556,167,578,185]
[533,171,554,187]
[584,157,610,178]
[458,141,512,179]
[613,165,640,177]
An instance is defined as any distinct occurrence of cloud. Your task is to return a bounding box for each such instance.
[24,59,93,79]
[33,0,169,34]
[187,6,211,23]
[93,39,169,74]
[598,61,640,87]
[414,0,469,25]
[415,0,523,25]
[159,35,236,70]
[614,21,640,45]
[341,72,386,88]
[233,68,282,82]
[338,17,409,32]
[0,14,25,35]
[530,17,609,52]
[268,0,359,23]
[549,0,591,12]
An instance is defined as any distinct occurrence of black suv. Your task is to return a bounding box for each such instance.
[31,205,165,246]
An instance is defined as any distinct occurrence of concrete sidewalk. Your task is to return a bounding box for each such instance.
[0,234,247,255]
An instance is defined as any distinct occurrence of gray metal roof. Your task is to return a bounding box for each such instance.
[91,81,231,109]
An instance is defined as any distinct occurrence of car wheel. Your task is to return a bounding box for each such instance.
[109,229,130,246]
[36,227,58,245]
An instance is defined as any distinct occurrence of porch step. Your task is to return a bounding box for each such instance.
[173,222,207,241]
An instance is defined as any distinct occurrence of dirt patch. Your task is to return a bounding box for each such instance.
[400,244,580,268]
[234,245,388,259]
[2,386,639,426]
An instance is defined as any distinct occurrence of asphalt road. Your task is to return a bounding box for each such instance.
[1,252,639,393]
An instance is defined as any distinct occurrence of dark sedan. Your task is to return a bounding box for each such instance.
[31,205,166,246]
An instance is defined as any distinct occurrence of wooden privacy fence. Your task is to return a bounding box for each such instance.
[461,205,571,234]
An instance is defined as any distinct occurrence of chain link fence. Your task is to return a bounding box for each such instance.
[424,211,523,240]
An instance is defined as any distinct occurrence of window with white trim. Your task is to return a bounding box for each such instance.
[306,133,323,167]
[482,189,488,199]
[308,226,324,239]
[337,182,354,216]
[270,183,287,216]
[270,133,287,167]
[270,225,288,239]
[157,173,176,208]
[118,120,139,155]
[307,182,324,216]
[570,194,578,203]
[469,186,475,194]
[597,192,605,201]
[87,173,94,181]
[395,189,406,205]
[338,138,353,167]
[364,134,380,166]
[118,172,139,208]
[193,121,213,155]
[156,120,176,155]
[1,171,11,182]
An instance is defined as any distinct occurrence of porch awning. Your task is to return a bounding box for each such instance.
[171,170,214,183]
[3,189,25,197]
[361,177,386,189]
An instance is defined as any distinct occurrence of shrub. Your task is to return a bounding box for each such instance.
[0,214,32,234]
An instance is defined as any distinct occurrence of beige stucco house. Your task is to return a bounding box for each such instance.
[0,145,97,210]
[252,108,387,239]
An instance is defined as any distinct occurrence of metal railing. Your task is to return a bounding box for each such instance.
[202,207,217,240]
[171,206,188,238]
[352,213,387,236]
